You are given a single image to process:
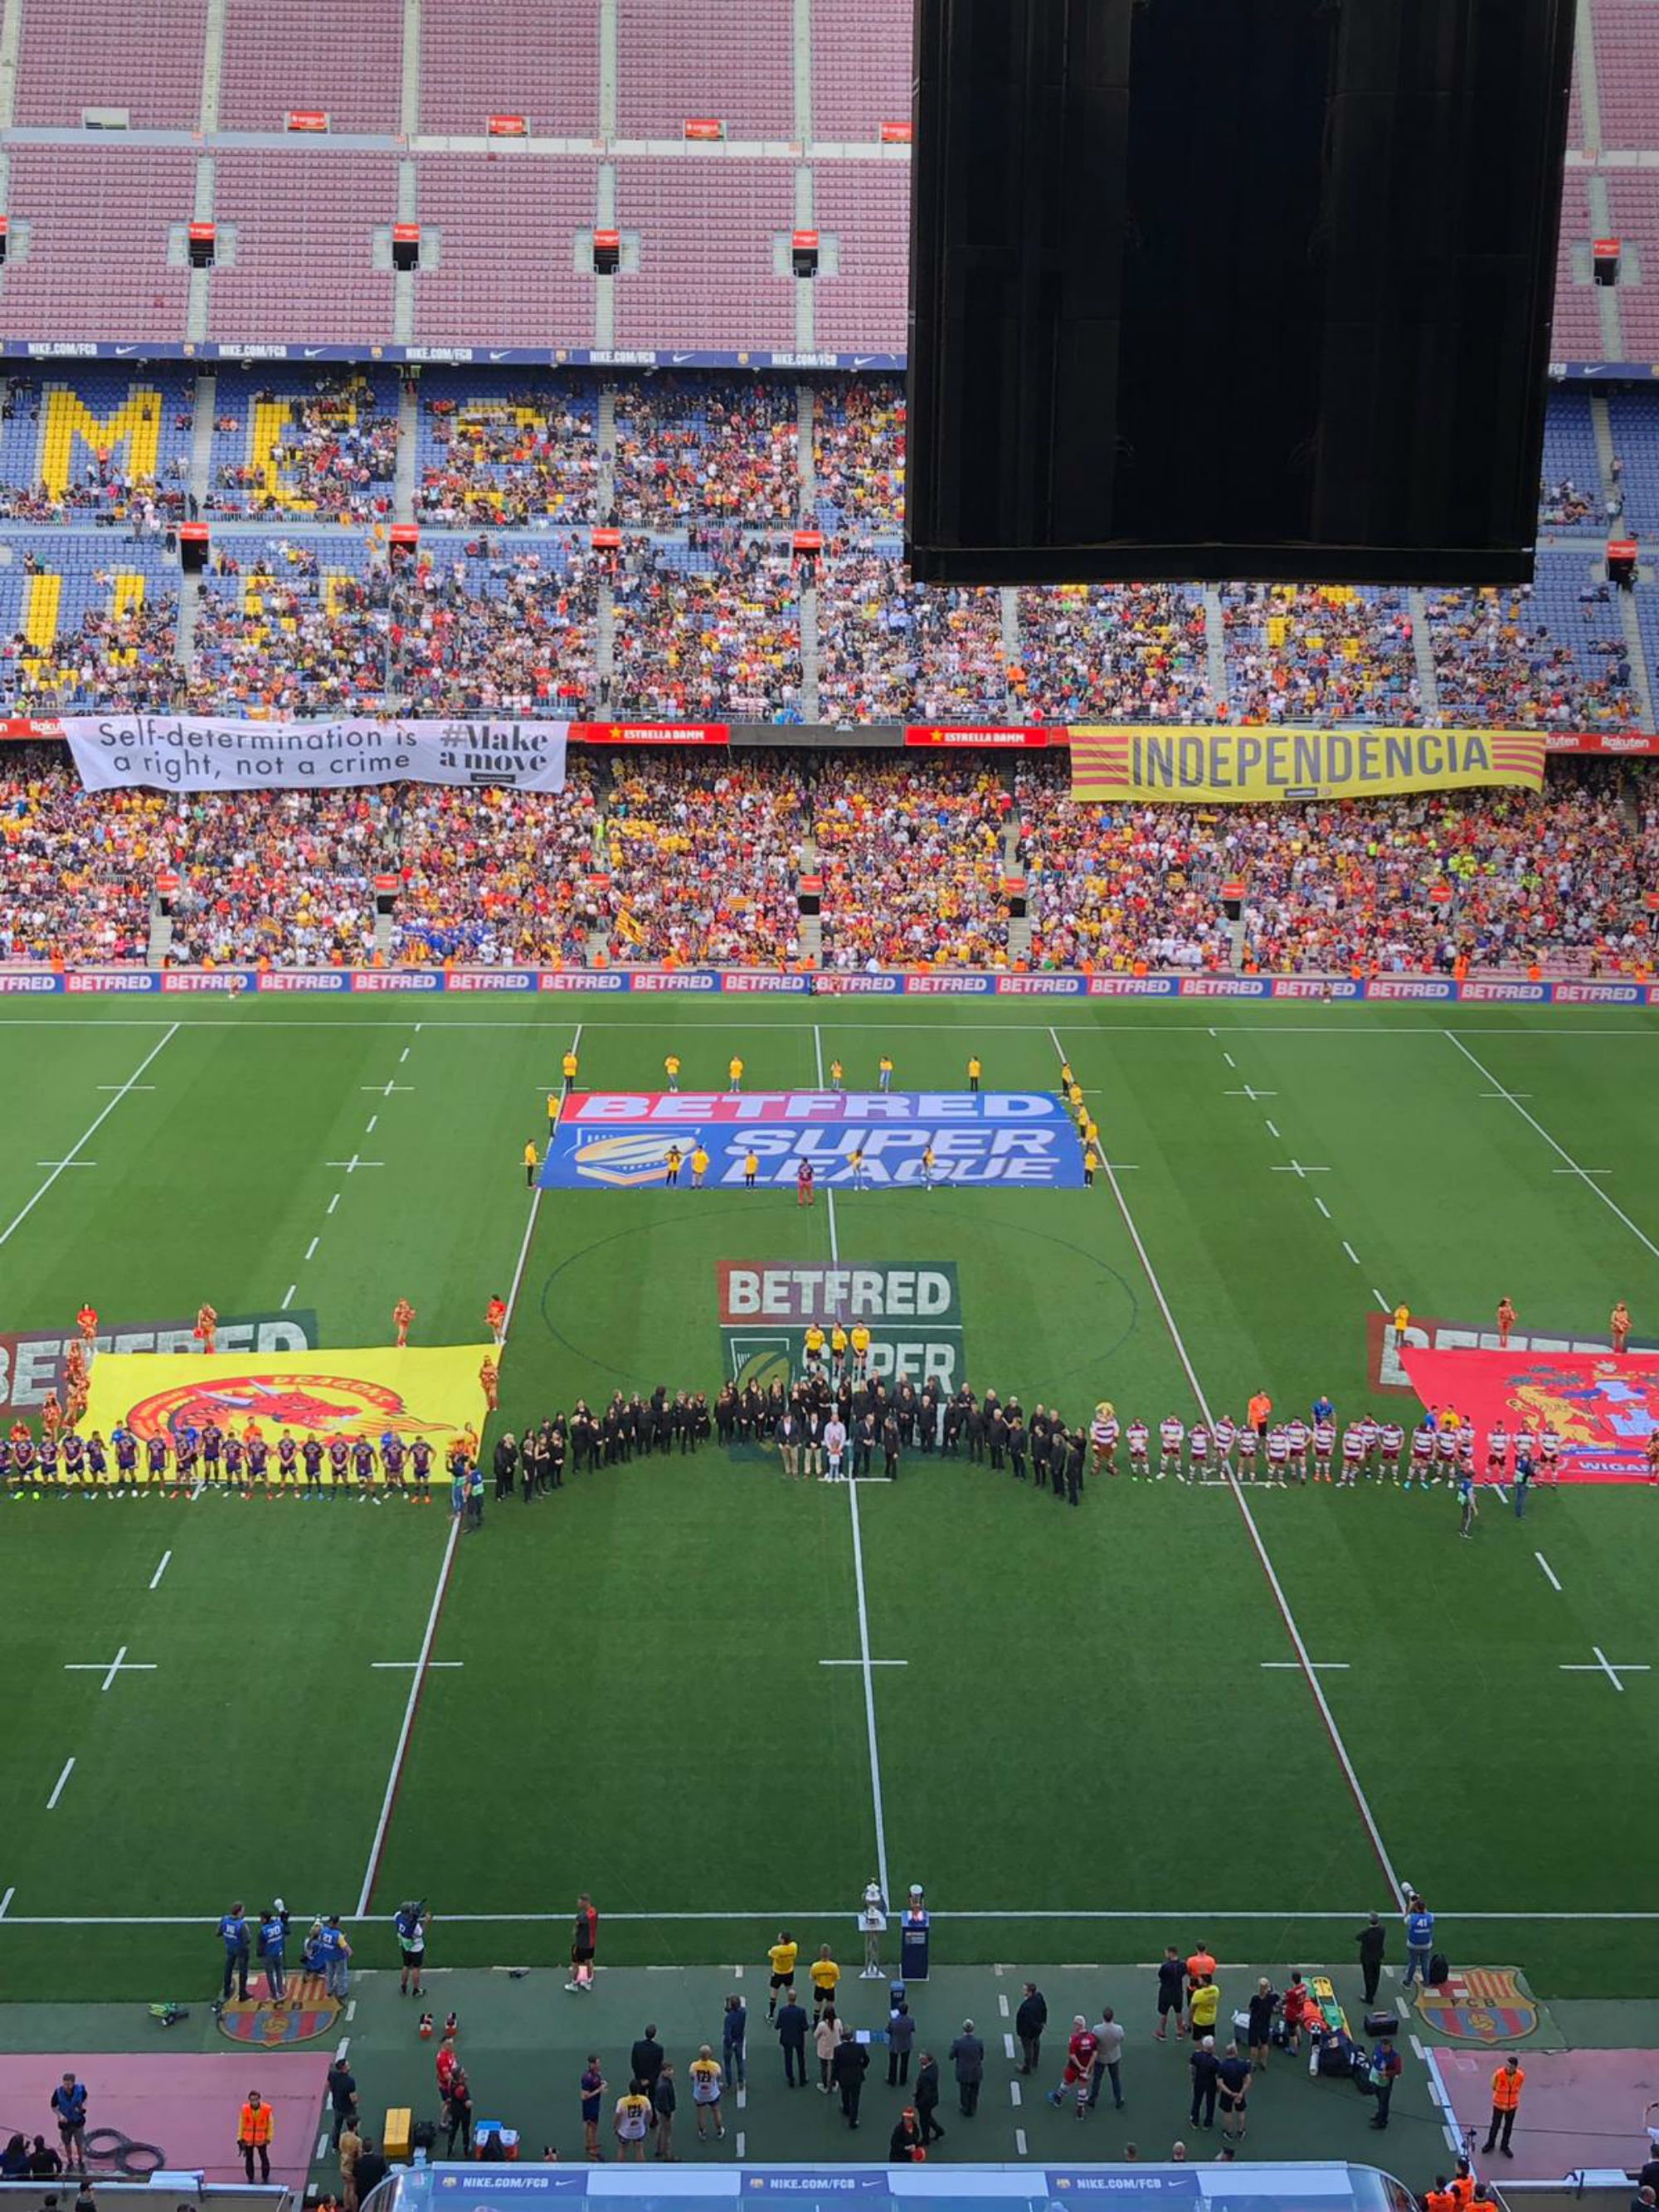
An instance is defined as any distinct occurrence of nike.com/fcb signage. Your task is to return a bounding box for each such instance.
[542,1091,1086,1189]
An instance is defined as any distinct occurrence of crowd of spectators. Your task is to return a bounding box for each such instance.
[207,380,398,522]
[1426,586,1639,729]
[611,378,801,527]
[2,751,1656,975]
[611,537,802,722]
[417,391,599,529]
[2,573,182,711]
[1016,760,1659,976]
[817,554,1012,723]
[0,380,191,527]
[817,761,1014,966]
[1015,585,1212,726]
[1220,586,1422,726]
[811,377,904,532]
[188,537,597,716]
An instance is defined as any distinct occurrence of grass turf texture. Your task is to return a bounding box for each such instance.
[1,999,1657,2005]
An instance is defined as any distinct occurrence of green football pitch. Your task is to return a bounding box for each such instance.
[2,996,1657,2005]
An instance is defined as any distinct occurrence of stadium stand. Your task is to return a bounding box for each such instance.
[12,0,209,129]
[613,0,795,139]
[0,146,196,346]
[611,376,801,526]
[207,367,399,521]
[411,157,602,351]
[419,0,602,137]
[209,151,401,349]
[217,0,404,135]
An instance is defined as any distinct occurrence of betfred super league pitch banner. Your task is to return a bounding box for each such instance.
[1070,726,1545,804]
[63,716,569,794]
[543,1091,1086,1189]
[1399,1344,1659,1482]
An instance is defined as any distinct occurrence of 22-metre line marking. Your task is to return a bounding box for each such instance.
[1048,1027,1404,1908]
[1447,1033,1659,1262]
[0,1023,179,1250]
[353,1024,579,1918]
[815,1021,893,1908]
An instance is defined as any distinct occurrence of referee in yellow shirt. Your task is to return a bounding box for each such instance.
[562,1047,579,1096]
[523,1140,538,1187]
[766,1932,799,2020]
[809,1945,841,2020]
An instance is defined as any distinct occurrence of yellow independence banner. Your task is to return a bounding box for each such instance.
[1069,726,1545,804]
[82,1343,494,1478]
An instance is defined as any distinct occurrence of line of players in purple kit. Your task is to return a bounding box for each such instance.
[1,1422,452,1495]
[1087,1402,1566,1488]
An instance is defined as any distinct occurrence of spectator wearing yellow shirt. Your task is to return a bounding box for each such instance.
[767,1932,799,2020]
[810,1947,842,2020]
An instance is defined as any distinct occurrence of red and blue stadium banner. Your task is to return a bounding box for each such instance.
[542,1091,1087,1190]
[0,967,1655,1002]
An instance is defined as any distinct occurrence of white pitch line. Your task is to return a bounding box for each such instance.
[315,2132,329,2163]
[998,1994,1010,2018]
[400,1047,411,1062]
[354,1022,573,1918]
[34,1161,96,1169]
[0,1023,179,1250]
[328,1193,341,1215]
[1447,1033,1659,1261]
[818,1658,907,1666]
[97,1084,155,1091]
[305,1237,320,1262]
[370,1660,465,1670]
[1004,2033,1017,2062]
[736,2134,746,2161]
[1341,1240,1361,1266]
[1047,1023,1405,1909]
[366,1115,378,1135]
[1262,1660,1350,1670]
[281,1284,298,1310]
[148,1550,172,1592]
[1265,1119,1281,1140]
[0,1886,14,1919]
[1009,2079,1022,2107]
[346,2000,358,2021]
[1014,2129,1029,2157]
[46,1757,75,1811]
[1222,1052,1236,1067]
[1371,1288,1390,1311]
[334,2036,351,2062]
[1313,1195,1331,1218]
[1535,1552,1562,1592]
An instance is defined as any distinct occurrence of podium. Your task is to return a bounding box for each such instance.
[899,1908,931,1982]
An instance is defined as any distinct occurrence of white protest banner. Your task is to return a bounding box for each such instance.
[63,716,569,793]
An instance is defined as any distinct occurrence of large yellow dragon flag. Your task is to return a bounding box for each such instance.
[1069,726,1546,804]
[83,1344,494,1475]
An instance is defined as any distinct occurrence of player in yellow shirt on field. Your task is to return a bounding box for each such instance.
[966,1054,982,1092]
[805,1323,826,1371]
[830,1323,849,1378]
[850,1323,871,1378]
[878,1054,894,1092]
[665,1053,682,1092]
[547,1090,559,1132]
[1083,1117,1099,1150]
[664,1144,684,1187]
[742,1150,760,1189]
[1059,1060,1076,1093]
[809,1945,841,2019]
[921,1144,936,1189]
[766,1931,800,2019]
[1068,1081,1084,1115]
[1083,1146,1099,1189]
[1393,1302,1410,1334]
[690,1145,709,1189]
[523,1140,538,1187]
[829,1058,844,1091]
[728,1056,744,1092]
[849,1145,869,1190]
[562,1047,579,1096]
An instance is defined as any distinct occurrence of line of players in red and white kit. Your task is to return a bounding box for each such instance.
[1085,1405,1577,1487]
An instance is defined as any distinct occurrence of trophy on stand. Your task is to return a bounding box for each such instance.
[859,1880,888,1978]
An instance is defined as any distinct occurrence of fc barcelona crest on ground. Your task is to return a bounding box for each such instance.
[217,1980,341,2047]
[1416,1967,1537,2043]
